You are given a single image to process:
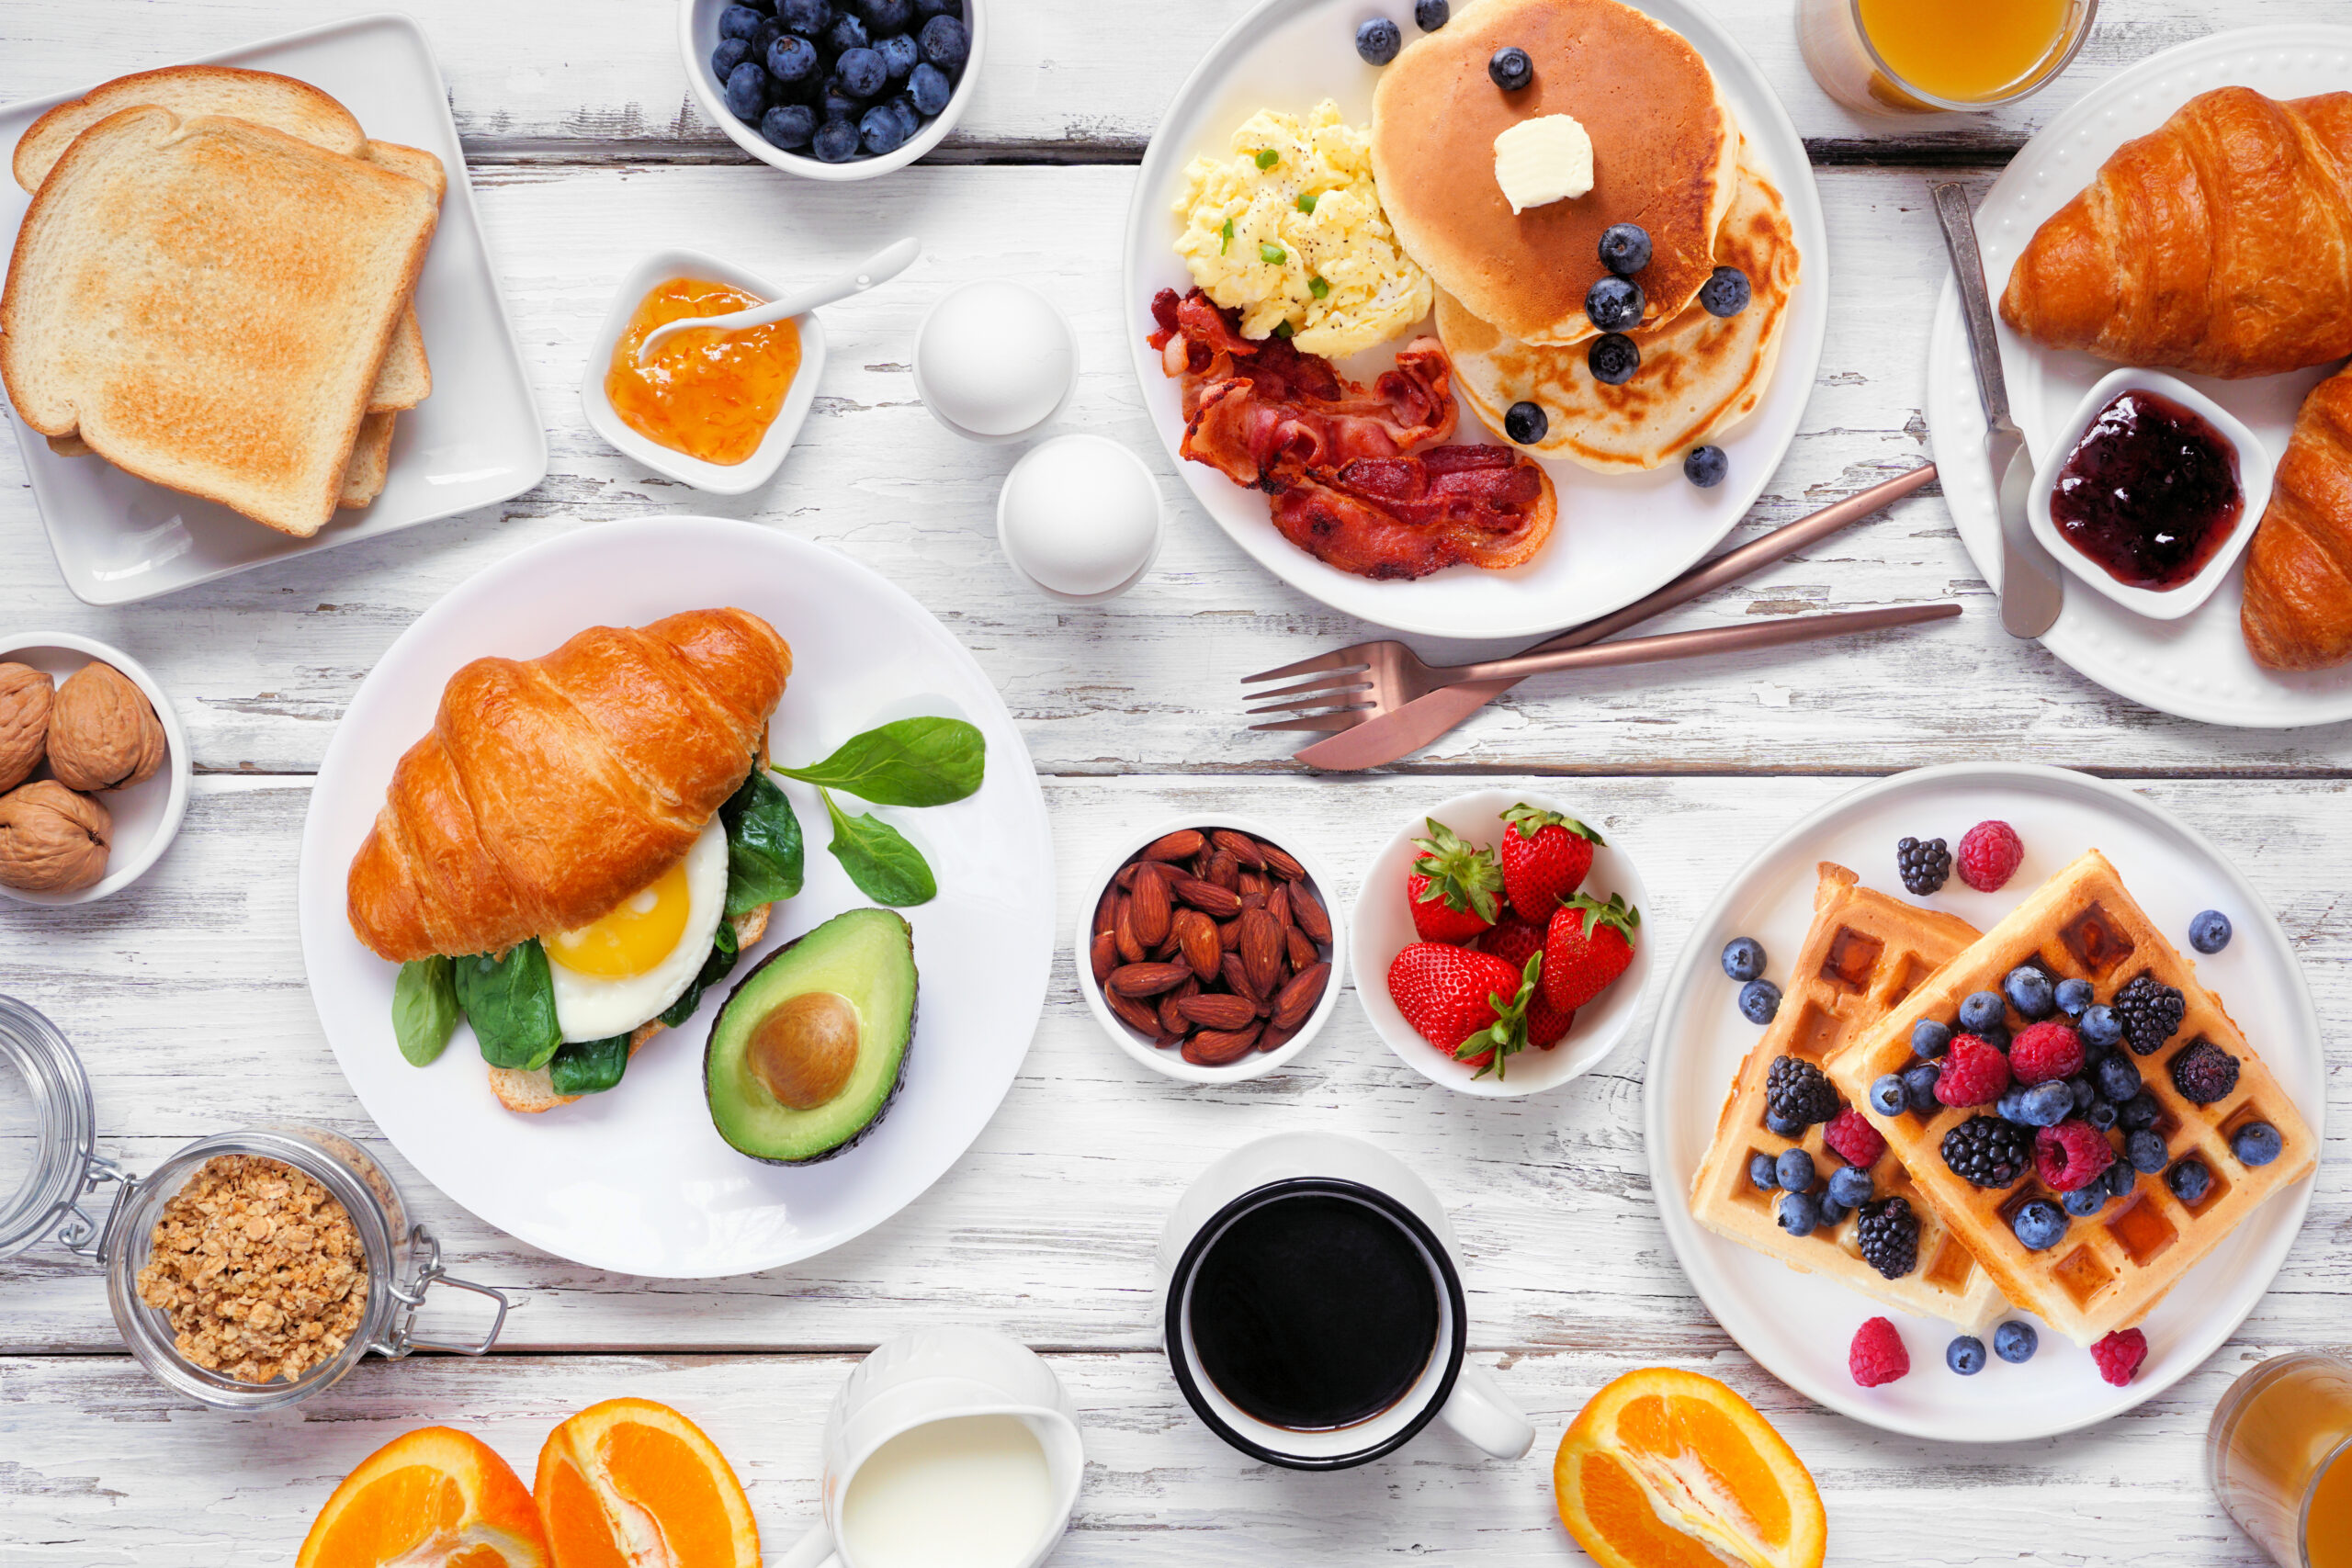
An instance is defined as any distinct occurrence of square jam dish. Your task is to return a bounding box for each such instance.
[581,248,828,495]
[0,15,547,605]
[2027,367,2274,622]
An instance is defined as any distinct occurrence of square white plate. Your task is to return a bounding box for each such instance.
[0,15,547,605]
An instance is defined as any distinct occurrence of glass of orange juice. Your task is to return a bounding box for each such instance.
[2208,1350,2352,1568]
[1799,0,2098,115]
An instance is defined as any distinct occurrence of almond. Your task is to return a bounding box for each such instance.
[1114,895,1145,964]
[1129,863,1172,948]
[1285,927,1318,971]
[1212,829,1265,870]
[1093,882,1121,938]
[1289,884,1332,946]
[1158,977,1200,1037]
[1223,951,1264,1003]
[1172,877,1242,919]
[1108,962,1191,998]
[1090,931,1116,984]
[1239,888,1267,914]
[1141,829,1205,863]
[1174,908,1221,979]
[1272,962,1330,1031]
[1115,862,1139,891]
[1183,1024,1261,1066]
[1238,870,1269,898]
[1240,908,1283,998]
[1258,1020,1299,1054]
[1175,992,1258,1032]
[1258,840,1306,881]
[1205,850,1240,891]
[1266,883,1292,931]
[1106,989,1164,1037]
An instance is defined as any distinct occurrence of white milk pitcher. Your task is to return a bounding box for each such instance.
[775,1327,1085,1568]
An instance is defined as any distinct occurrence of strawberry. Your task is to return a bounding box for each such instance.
[1541,892,1641,1013]
[1478,920,1577,1048]
[1405,818,1502,944]
[1498,803,1602,923]
[1386,942,1538,1078]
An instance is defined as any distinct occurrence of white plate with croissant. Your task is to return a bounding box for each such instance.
[1928,24,2352,727]
[295,517,1056,1278]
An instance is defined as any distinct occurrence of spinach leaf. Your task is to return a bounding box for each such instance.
[658,919,741,1030]
[720,767,803,917]
[453,941,563,1071]
[774,717,984,807]
[391,955,459,1066]
[548,1034,630,1097]
[820,787,937,907]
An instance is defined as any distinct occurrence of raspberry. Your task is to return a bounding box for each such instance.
[1823,1108,1886,1168]
[2035,1119,2116,1192]
[1855,1196,1918,1280]
[1956,820,2024,892]
[2009,1021,2086,1085]
[2169,1038,2241,1104]
[2113,975,2186,1056]
[2090,1327,2148,1387]
[1942,1115,2032,1188]
[1766,1055,1841,1127]
[1934,1034,2013,1107]
[1849,1316,1910,1387]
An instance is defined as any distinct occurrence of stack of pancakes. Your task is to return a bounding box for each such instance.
[1370,0,1800,473]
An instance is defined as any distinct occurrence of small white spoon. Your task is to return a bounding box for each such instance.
[635,236,921,362]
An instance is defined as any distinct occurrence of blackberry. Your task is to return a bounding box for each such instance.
[1895,836,1950,896]
[1855,1196,1919,1280]
[2170,1038,2241,1104]
[1941,1115,2032,1189]
[2113,975,2186,1056]
[1765,1055,1840,1128]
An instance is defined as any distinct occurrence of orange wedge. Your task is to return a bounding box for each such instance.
[1553,1368,1826,1568]
[299,1427,550,1568]
[534,1398,760,1568]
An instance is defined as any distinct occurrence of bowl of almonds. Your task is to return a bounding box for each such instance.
[1076,817,1347,1084]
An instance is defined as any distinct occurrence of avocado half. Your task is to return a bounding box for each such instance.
[705,908,917,1164]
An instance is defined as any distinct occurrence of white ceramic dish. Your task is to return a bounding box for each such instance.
[913,280,1079,444]
[295,517,1057,1278]
[581,248,829,495]
[1073,815,1347,1085]
[1646,763,2324,1441]
[0,15,548,606]
[1926,24,2352,725]
[0,634,189,906]
[678,0,983,182]
[996,435,1164,604]
[2026,368,2273,623]
[1351,789,1652,1097]
[1123,0,1828,639]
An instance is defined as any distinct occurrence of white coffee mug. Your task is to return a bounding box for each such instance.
[1155,1131,1536,1471]
[775,1326,1086,1568]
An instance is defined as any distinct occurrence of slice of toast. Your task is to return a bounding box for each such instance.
[1,107,439,536]
[52,398,401,510]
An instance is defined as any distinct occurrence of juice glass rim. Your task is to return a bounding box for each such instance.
[1842,0,2102,112]
[2301,1433,2352,1568]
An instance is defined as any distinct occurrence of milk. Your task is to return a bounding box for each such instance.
[840,1414,1057,1568]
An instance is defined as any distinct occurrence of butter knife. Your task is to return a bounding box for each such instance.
[1932,182,2064,639]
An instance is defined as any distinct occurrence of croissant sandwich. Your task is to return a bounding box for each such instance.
[2243,367,2352,671]
[2000,86,2352,379]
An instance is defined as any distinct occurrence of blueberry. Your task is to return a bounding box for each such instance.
[1765,1111,1804,1138]
[2010,1200,2068,1252]
[1748,1152,1778,1191]
[1585,275,1645,333]
[2068,1075,2096,1113]
[767,32,821,83]
[1947,1335,1986,1375]
[719,4,768,39]
[860,102,910,153]
[1698,265,1751,317]
[2107,1157,2137,1199]
[2168,1158,2212,1205]
[1588,333,1639,386]
[1739,979,1781,1026]
[723,61,773,121]
[2190,909,2233,953]
[2063,1182,2107,1216]
[877,31,918,80]
[1871,1074,1907,1117]
[1817,1194,1849,1226]
[838,45,888,97]
[1416,0,1451,29]
[713,36,755,78]
[752,17,788,62]
[1721,936,1766,983]
[2055,977,2095,1020]
[1912,1019,1952,1058]
[1775,1149,1815,1195]
[2018,1081,2075,1128]
[2004,965,2055,1020]
[864,0,915,32]
[829,12,871,53]
[2086,1097,2119,1132]
[2233,1121,2283,1168]
[781,0,834,34]
[886,94,921,140]
[1776,1191,1822,1237]
[1977,1021,2011,1054]
[1489,44,1534,90]
[1996,1084,2030,1123]
[821,75,862,118]
[1902,1062,1942,1114]
[2119,1091,2159,1131]
[2125,1128,2167,1173]
[1354,16,1403,64]
[2081,1004,2121,1049]
[910,61,953,116]
[919,12,969,70]
[1598,222,1652,276]
[914,0,958,15]
[811,116,862,161]
[1828,1165,1873,1209]
[1503,400,1549,445]
[2095,1054,2143,1104]
[1994,1321,2038,1363]
[1958,990,2006,1034]
[761,102,817,149]
[1684,446,1728,489]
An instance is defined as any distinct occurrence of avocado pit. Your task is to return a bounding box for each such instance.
[747,990,860,1110]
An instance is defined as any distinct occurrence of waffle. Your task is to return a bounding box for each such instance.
[1826,849,2319,1347]
[1689,863,2009,1331]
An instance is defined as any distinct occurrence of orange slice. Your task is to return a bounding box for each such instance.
[299,1427,549,1568]
[534,1398,760,1568]
[1553,1368,1826,1568]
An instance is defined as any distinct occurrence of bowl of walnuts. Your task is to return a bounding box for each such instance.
[0,633,188,905]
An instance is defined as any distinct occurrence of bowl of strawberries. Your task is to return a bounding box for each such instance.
[1351,789,1652,1097]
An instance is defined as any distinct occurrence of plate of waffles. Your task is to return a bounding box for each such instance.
[1649,763,2323,1440]
[1122,0,1826,638]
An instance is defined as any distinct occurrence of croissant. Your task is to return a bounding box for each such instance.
[1999,87,2352,378]
[346,608,792,962]
[2243,367,2352,671]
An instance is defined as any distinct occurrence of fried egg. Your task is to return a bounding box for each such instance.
[544,817,729,1042]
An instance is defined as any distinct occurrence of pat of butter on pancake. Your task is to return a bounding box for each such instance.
[1492,115,1593,214]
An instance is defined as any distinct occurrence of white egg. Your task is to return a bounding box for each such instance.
[914,280,1077,440]
[997,434,1163,600]
[544,817,730,1042]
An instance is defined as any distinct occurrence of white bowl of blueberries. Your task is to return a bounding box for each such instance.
[681,0,979,178]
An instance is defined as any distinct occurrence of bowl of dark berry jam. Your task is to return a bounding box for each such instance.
[2029,368,2273,620]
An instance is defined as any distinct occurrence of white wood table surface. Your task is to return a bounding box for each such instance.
[3,3,2347,1563]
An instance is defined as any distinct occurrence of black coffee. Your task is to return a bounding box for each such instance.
[1188,1192,1440,1431]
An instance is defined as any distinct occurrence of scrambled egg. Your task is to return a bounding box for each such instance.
[1172,100,1430,359]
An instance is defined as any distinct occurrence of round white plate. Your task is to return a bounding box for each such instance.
[1646,764,2324,1441]
[1123,0,1828,639]
[1926,24,2352,727]
[296,518,1057,1278]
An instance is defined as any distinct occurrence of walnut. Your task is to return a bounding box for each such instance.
[0,663,51,793]
[0,780,110,892]
[46,661,165,793]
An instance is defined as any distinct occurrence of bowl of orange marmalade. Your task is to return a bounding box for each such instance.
[582,249,829,493]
